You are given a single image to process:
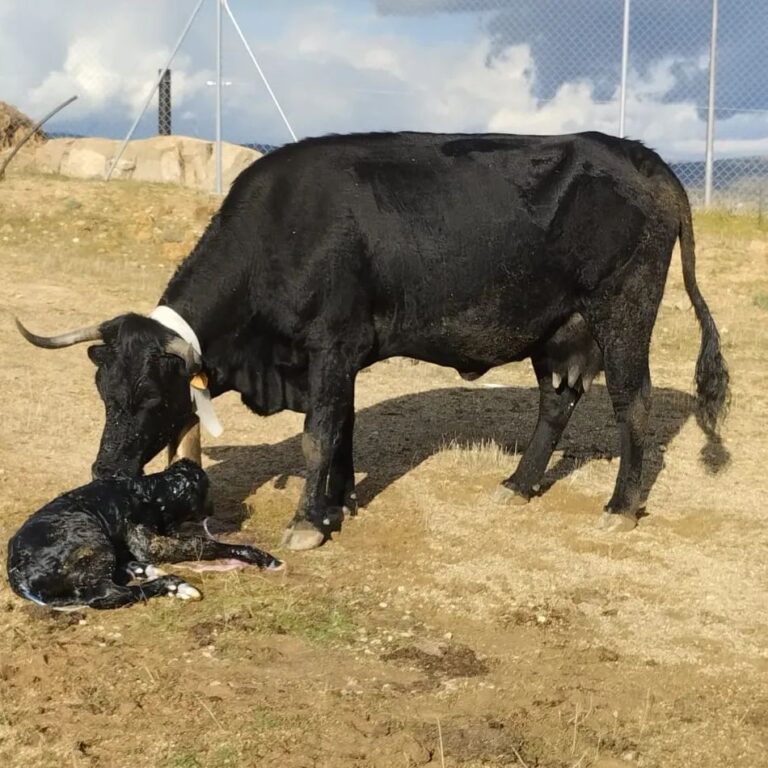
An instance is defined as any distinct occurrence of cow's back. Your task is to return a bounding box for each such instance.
[175,131,683,370]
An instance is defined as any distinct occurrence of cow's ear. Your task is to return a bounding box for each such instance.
[87,345,110,365]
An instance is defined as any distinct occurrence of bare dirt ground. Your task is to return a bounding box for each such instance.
[0,168,766,768]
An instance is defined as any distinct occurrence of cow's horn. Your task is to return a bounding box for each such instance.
[165,336,202,373]
[15,317,103,348]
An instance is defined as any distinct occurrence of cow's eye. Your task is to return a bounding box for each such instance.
[142,396,162,411]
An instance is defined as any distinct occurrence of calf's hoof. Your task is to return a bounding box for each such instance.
[166,579,202,601]
[125,562,167,580]
[595,511,638,533]
[492,482,531,507]
[281,521,326,551]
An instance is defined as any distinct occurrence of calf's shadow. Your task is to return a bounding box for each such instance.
[204,382,724,526]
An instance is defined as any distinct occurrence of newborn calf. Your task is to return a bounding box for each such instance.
[7,460,281,610]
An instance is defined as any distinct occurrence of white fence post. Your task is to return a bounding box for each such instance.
[619,0,631,138]
[215,0,223,195]
[704,0,719,208]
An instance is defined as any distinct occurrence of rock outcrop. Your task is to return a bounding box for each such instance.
[35,135,262,191]
[0,101,47,149]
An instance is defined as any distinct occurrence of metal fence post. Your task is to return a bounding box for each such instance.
[704,0,719,208]
[105,0,206,180]
[215,0,223,195]
[158,69,171,135]
[224,0,298,143]
[619,0,631,138]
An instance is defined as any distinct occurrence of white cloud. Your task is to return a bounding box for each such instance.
[0,1,764,162]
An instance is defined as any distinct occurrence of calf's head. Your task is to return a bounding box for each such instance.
[16,313,198,478]
[137,458,210,532]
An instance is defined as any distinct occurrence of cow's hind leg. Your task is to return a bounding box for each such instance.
[326,405,358,517]
[583,254,668,532]
[495,356,582,505]
[594,347,651,532]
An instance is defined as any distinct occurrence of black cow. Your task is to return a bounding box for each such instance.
[6,459,282,610]
[16,131,729,549]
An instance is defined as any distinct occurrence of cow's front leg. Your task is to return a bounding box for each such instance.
[282,350,357,551]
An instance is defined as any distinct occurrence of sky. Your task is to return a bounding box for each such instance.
[0,0,766,162]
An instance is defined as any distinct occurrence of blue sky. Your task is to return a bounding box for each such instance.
[0,0,765,162]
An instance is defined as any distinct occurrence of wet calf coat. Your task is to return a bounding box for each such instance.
[6,460,281,610]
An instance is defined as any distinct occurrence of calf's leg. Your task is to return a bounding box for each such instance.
[125,525,283,570]
[84,575,200,609]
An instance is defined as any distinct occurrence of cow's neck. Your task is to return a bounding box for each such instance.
[157,213,253,356]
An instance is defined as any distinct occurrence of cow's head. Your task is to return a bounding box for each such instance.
[16,313,199,478]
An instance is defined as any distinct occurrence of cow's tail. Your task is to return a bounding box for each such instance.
[678,189,730,471]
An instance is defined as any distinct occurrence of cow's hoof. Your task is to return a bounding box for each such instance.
[493,483,530,506]
[281,522,326,551]
[595,511,637,533]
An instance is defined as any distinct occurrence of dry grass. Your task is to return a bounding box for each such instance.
[0,167,767,768]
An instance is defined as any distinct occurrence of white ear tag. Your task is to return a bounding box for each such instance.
[149,305,223,438]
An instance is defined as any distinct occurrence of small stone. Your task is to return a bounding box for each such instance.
[161,225,186,244]
[413,639,446,657]
[378,602,388,609]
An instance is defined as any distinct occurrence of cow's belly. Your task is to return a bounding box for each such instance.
[375,310,603,388]
[374,310,552,370]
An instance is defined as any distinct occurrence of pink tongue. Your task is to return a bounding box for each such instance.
[174,559,251,573]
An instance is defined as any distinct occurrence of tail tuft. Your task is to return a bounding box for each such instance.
[678,198,731,472]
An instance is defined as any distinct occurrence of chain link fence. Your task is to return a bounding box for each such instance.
[2,1,766,210]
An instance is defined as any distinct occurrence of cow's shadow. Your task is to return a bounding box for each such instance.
[204,382,720,526]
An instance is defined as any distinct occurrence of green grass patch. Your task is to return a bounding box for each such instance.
[138,577,357,651]
[267,602,356,643]
[162,741,244,768]
[163,751,203,768]
[694,209,768,240]
[250,708,282,731]
[754,292,768,311]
